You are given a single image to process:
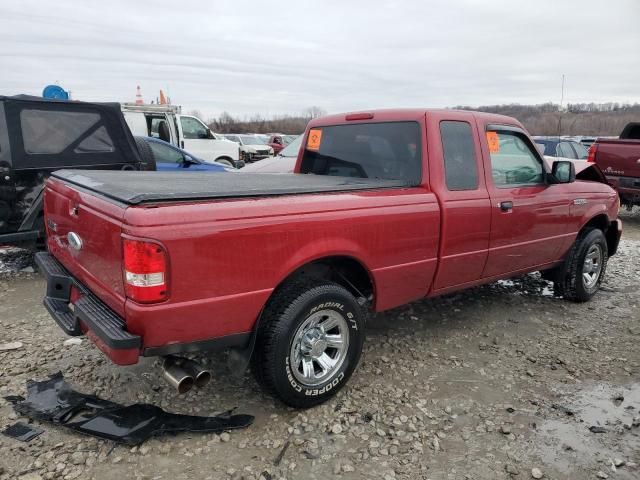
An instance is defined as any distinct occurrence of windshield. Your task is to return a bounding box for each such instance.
[239,135,265,145]
[279,135,302,157]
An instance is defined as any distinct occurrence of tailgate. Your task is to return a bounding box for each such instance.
[596,140,640,178]
[45,177,128,317]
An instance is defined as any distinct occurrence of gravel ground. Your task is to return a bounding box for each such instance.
[1,210,639,480]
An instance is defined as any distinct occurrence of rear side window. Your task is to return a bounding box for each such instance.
[20,109,110,154]
[488,130,544,186]
[300,121,421,185]
[440,121,478,191]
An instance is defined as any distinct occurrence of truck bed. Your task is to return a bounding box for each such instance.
[51,170,407,205]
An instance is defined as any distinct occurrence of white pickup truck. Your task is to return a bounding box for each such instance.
[122,104,242,168]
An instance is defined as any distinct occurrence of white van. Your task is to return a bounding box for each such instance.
[122,103,242,168]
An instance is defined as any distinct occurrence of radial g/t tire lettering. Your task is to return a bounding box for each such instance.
[253,279,366,408]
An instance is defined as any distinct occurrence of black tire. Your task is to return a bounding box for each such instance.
[556,228,608,302]
[215,157,234,168]
[133,137,157,171]
[253,279,366,408]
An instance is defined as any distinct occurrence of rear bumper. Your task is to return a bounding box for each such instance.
[606,175,640,204]
[35,252,252,365]
[35,252,141,365]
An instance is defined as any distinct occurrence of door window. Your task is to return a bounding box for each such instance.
[440,121,479,191]
[180,117,208,139]
[149,116,167,138]
[572,142,589,159]
[148,141,183,163]
[488,131,544,187]
[557,142,577,159]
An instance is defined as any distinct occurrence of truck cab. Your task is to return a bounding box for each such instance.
[122,104,242,168]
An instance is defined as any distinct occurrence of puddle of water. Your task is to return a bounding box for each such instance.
[536,382,640,477]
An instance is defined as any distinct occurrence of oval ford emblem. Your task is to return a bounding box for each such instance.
[67,232,83,251]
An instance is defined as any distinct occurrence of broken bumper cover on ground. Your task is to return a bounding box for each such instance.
[5,372,254,445]
[35,251,141,365]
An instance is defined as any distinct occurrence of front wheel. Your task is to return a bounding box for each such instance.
[253,280,366,408]
[215,158,234,168]
[556,228,608,302]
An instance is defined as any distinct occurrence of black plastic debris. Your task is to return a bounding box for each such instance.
[2,422,44,442]
[5,372,254,445]
[589,425,607,433]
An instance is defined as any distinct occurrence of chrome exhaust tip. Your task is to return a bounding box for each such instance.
[181,358,212,388]
[162,357,195,394]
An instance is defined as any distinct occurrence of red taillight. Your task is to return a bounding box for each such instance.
[587,144,597,163]
[122,238,168,303]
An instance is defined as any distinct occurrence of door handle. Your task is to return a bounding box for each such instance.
[498,201,513,212]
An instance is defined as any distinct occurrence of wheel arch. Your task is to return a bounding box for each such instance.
[226,254,375,374]
[272,254,376,306]
[579,213,619,257]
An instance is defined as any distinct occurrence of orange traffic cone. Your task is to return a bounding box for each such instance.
[135,85,144,105]
[159,89,167,105]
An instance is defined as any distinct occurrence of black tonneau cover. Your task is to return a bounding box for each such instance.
[51,170,408,205]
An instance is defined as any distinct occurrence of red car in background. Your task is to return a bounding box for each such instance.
[267,134,295,155]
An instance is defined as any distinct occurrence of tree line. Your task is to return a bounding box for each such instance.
[202,103,640,136]
[454,102,640,136]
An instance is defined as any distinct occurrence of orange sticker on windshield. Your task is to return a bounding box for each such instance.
[486,131,500,153]
[307,129,323,151]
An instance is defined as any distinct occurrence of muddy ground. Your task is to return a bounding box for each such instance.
[0,210,639,480]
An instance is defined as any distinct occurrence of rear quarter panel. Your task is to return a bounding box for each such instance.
[595,139,640,178]
[122,189,440,347]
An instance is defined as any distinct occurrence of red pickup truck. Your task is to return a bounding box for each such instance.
[589,122,640,209]
[36,109,621,407]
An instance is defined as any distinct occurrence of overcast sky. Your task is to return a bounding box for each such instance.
[1,0,638,119]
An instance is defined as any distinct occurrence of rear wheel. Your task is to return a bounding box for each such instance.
[253,279,366,408]
[555,228,608,302]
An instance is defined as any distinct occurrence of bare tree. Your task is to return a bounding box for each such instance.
[302,106,327,120]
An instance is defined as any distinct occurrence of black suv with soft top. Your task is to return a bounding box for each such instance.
[0,95,152,245]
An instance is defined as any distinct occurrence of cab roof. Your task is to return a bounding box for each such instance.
[308,108,522,129]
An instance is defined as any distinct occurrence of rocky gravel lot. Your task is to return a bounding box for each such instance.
[1,210,639,480]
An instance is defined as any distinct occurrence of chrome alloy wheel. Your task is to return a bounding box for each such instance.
[290,309,350,387]
[582,244,603,289]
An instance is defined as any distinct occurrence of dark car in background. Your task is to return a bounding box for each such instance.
[139,137,230,172]
[0,95,150,245]
[533,136,589,160]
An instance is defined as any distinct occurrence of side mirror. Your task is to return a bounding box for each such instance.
[550,160,575,184]
[197,131,208,139]
[184,155,194,163]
